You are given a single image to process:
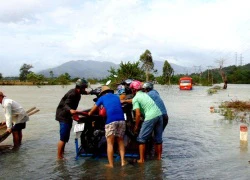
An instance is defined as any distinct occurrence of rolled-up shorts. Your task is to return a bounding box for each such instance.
[12,123,26,131]
[105,120,126,138]
[59,122,72,142]
[137,115,163,144]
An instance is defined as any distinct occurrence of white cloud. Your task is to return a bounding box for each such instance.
[0,0,250,76]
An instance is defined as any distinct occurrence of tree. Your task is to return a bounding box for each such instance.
[107,61,145,88]
[49,70,54,79]
[19,64,33,81]
[162,60,174,85]
[139,49,154,81]
[27,72,45,85]
[0,73,2,80]
[56,73,71,85]
[215,58,227,89]
[117,61,145,81]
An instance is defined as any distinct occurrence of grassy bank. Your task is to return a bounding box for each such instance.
[0,80,34,85]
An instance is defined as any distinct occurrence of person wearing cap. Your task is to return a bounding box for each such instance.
[142,82,168,130]
[121,79,133,96]
[116,84,126,100]
[88,85,126,168]
[129,80,163,163]
[0,91,29,148]
[55,78,89,159]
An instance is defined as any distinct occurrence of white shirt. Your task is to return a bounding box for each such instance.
[1,97,29,129]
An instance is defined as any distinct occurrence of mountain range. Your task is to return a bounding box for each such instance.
[38,60,191,79]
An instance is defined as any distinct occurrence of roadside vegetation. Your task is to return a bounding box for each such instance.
[207,85,222,95]
[216,100,250,124]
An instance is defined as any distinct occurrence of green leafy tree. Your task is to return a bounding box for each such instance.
[49,70,54,79]
[139,49,154,81]
[162,60,174,85]
[19,64,33,81]
[107,61,145,88]
[0,73,3,80]
[27,72,45,85]
[56,73,71,85]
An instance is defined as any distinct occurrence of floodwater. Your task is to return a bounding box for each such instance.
[0,84,250,180]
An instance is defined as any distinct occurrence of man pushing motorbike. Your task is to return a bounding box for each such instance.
[55,79,89,160]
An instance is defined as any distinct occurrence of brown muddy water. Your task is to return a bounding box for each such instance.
[0,84,250,180]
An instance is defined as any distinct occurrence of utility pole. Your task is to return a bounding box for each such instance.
[193,66,197,74]
[235,52,238,66]
[240,54,243,66]
[198,66,202,85]
[207,66,213,85]
[207,66,210,84]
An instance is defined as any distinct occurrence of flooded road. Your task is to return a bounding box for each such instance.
[0,84,249,179]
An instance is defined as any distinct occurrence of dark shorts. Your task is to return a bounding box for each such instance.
[59,122,72,142]
[163,114,168,130]
[137,115,163,144]
[12,123,26,131]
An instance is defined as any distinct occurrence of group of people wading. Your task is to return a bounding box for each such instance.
[0,78,168,168]
[55,78,168,168]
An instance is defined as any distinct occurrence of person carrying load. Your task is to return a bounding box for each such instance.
[0,91,29,149]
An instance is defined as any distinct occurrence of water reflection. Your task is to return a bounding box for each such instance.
[53,160,71,179]
[240,140,248,153]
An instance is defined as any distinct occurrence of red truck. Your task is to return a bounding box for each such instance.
[179,77,193,90]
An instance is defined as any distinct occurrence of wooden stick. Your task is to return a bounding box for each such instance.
[0,132,11,143]
[1,108,40,143]
[26,107,36,114]
[27,109,40,116]
[1,108,39,126]
[0,124,6,130]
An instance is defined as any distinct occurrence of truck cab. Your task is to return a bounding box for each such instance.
[179,77,193,90]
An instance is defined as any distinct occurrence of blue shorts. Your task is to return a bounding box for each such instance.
[12,123,26,131]
[163,114,168,130]
[59,122,72,142]
[137,115,163,144]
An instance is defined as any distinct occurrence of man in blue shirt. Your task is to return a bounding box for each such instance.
[88,85,126,168]
[142,82,168,130]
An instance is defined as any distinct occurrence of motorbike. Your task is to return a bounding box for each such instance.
[73,85,153,160]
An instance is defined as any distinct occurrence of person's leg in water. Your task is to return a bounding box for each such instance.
[57,122,71,159]
[12,131,21,148]
[136,118,157,163]
[18,130,23,145]
[154,116,163,160]
[137,143,146,163]
[11,123,26,148]
[154,143,162,160]
[57,140,66,159]
[117,137,126,166]
[106,134,115,168]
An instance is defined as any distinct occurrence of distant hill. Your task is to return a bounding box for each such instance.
[38,60,190,79]
[38,60,119,79]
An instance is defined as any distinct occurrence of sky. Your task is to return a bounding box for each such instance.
[0,0,250,76]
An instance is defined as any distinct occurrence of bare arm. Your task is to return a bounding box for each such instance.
[134,108,141,132]
[121,99,132,104]
[88,104,99,116]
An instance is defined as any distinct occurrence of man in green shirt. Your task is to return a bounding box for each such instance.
[130,80,163,163]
